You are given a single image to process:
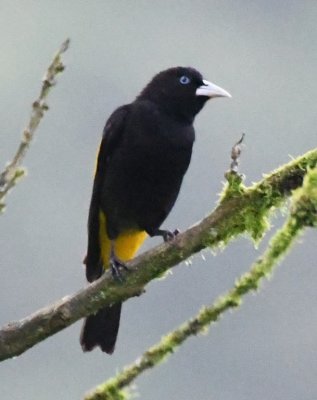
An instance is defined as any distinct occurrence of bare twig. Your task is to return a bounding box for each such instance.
[0,147,316,362]
[0,39,70,209]
[84,166,317,400]
[229,132,245,173]
[223,133,246,196]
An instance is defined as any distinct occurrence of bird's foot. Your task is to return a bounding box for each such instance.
[147,228,180,242]
[110,254,128,282]
[162,228,180,242]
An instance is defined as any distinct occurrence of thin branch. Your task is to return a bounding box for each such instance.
[0,39,70,210]
[84,167,317,400]
[228,132,245,174]
[0,148,316,362]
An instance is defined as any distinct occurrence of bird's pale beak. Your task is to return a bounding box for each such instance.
[196,79,232,98]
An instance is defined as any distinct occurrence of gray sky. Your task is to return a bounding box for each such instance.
[0,1,316,399]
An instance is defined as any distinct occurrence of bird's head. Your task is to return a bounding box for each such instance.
[138,67,231,122]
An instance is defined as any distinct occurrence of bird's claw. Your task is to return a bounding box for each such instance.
[163,229,180,242]
[110,255,128,282]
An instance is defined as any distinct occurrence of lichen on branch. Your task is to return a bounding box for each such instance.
[0,39,70,211]
[0,148,316,363]
[84,167,317,400]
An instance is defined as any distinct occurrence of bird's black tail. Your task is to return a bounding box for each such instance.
[80,302,122,354]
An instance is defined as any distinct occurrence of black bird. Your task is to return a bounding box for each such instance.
[80,66,231,354]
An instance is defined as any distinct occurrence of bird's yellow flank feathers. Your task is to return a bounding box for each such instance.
[98,210,147,268]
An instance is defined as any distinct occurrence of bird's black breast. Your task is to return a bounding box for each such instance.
[100,100,195,237]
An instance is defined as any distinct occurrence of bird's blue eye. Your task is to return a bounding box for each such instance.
[179,75,191,85]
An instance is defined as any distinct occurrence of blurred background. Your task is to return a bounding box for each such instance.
[0,1,316,399]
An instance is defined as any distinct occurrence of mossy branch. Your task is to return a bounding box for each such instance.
[0,148,316,362]
[0,39,70,212]
[84,167,317,400]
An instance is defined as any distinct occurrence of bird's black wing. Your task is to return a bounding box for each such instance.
[85,104,130,282]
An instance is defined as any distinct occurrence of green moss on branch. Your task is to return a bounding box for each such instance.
[84,167,317,400]
[0,149,316,362]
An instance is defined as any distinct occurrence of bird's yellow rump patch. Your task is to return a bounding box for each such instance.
[98,210,147,268]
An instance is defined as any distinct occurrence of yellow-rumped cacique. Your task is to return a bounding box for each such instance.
[80,67,231,354]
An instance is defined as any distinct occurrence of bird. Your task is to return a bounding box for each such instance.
[80,66,231,354]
